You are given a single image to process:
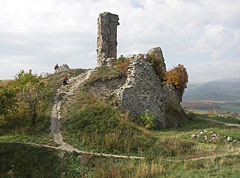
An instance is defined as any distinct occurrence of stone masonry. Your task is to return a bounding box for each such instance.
[97,12,119,67]
[117,50,185,128]
[149,47,166,74]
[117,59,167,127]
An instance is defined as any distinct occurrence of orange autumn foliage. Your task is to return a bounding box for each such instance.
[165,64,188,94]
[114,56,130,75]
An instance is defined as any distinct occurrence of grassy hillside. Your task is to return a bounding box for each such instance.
[1,69,240,177]
[0,69,86,145]
[1,112,240,177]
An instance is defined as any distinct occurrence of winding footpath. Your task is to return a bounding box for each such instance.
[49,70,145,159]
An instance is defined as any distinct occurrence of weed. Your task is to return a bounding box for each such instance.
[138,109,156,129]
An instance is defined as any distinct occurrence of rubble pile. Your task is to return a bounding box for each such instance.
[191,130,237,143]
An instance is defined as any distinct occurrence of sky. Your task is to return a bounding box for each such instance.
[0,0,239,83]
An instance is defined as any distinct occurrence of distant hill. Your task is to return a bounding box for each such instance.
[183,78,240,102]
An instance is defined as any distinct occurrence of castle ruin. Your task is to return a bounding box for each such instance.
[97,12,119,67]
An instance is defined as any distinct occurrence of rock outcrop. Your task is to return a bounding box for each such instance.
[97,12,119,67]
[117,59,167,127]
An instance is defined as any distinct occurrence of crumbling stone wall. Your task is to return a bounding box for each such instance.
[117,59,168,127]
[149,47,166,74]
[97,12,119,67]
[117,57,185,128]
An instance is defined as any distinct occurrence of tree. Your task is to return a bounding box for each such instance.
[15,70,45,125]
[0,82,17,118]
[18,82,45,125]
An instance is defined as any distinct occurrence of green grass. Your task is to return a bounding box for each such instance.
[0,68,86,146]
[0,142,126,178]
[86,66,124,85]
[1,142,240,178]
[202,114,240,125]
[63,90,156,156]
[2,68,240,177]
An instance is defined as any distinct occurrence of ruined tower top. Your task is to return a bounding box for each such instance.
[97,12,120,67]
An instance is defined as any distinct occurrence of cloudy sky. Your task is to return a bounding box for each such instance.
[0,0,239,83]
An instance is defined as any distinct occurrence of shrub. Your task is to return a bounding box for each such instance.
[165,64,188,95]
[139,110,156,129]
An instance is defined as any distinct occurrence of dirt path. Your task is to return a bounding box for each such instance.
[50,70,92,147]
[49,70,145,159]
[207,118,240,128]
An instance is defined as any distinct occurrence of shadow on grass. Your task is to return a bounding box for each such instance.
[160,113,238,132]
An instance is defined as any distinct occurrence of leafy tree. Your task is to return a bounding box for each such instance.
[14,70,45,125]
[0,82,17,118]
[17,82,45,125]
[0,70,46,126]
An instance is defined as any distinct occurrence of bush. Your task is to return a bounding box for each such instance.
[139,110,156,129]
[165,64,188,95]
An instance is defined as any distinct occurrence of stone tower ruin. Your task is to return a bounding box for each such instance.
[97,12,119,67]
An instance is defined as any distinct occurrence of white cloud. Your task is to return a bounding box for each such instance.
[0,0,239,82]
[187,58,240,82]
[192,24,239,58]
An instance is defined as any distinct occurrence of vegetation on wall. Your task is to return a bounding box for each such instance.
[114,54,188,94]
[141,54,166,82]
[165,64,188,95]
[113,55,130,75]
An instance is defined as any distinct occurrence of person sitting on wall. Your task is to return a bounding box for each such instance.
[54,64,59,70]
[62,77,69,86]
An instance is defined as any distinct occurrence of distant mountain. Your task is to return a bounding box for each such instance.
[183,78,240,102]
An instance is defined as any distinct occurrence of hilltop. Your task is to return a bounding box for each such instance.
[1,67,240,177]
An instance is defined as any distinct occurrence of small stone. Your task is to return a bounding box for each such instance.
[191,134,196,139]
[211,133,217,137]
[227,137,232,142]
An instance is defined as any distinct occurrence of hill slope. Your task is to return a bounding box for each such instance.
[183,78,240,102]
